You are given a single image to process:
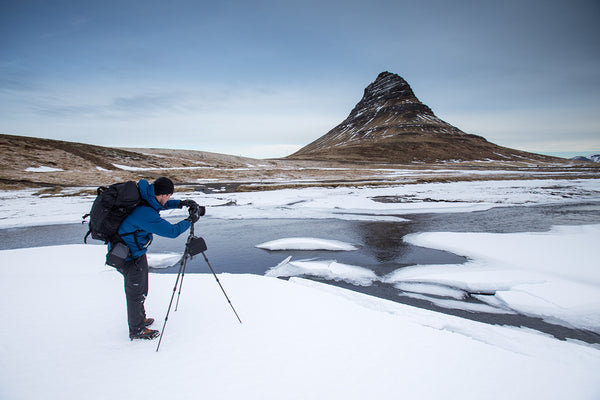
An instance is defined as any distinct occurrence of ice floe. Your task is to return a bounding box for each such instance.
[147,252,182,269]
[266,256,377,286]
[256,237,357,251]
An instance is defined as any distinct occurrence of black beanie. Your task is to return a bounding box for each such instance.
[154,177,174,195]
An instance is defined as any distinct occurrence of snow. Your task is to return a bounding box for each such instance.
[256,237,358,251]
[402,291,515,314]
[390,225,600,331]
[266,256,377,286]
[113,163,211,171]
[258,226,600,331]
[147,252,182,269]
[155,178,600,221]
[24,166,63,172]
[1,178,599,228]
[1,244,599,399]
[395,281,468,299]
[1,178,600,398]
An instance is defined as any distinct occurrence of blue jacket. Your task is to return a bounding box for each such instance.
[116,179,191,259]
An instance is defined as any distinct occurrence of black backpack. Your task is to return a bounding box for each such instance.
[83,181,141,244]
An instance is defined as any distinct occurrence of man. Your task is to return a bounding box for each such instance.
[114,177,202,340]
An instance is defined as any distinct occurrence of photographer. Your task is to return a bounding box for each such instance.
[114,177,204,340]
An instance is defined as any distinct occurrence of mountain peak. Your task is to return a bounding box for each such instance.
[346,71,423,120]
[288,72,560,164]
[365,71,415,101]
[346,72,433,121]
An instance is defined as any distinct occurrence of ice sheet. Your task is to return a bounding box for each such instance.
[399,225,600,331]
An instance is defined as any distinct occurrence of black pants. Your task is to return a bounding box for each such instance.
[117,254,148,335]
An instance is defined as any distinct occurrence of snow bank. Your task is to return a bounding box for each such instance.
[392,225,600,331]
[1,245,599,400]
[256,237,357,251]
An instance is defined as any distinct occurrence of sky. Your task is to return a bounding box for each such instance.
[1,0,599,159]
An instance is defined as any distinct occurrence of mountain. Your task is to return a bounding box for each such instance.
[572,155,600,163]
[288,72,561,164]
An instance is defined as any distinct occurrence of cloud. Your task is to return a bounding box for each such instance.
[1,81,347,157]
[0,62,42,92]
[445,108,600,152]
[28,90,192,119]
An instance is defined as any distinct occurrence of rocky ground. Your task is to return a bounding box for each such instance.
[1,134,599,194]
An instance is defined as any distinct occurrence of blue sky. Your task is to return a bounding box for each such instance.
[1,0,599,158]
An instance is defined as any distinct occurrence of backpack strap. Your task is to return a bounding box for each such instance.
[84,229,92,244]
[117,230,150,251]
[109,200,152,250]
[82,213,92,243]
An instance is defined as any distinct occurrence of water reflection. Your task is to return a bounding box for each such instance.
[356,221,410,262]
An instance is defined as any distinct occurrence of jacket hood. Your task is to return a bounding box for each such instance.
[138,179,166,211]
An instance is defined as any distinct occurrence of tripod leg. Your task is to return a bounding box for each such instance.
[156,253,188,352]
[174,254,188,311]
[202,252,242,324]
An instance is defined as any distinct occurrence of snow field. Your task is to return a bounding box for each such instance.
[1,178,599,228]
[1,245,599,400]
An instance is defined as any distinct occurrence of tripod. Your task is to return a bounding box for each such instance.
[156,223,242,352]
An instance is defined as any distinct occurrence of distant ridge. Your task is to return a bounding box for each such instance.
[0,133,259,187]
[572,154,600,163]
[289,72,561,164]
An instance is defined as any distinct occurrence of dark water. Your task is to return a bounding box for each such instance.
[0,217,467,274]
[2,201,600,343]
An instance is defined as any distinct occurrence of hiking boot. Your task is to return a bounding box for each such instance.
[130,328,160,341]
[144,318,154,327]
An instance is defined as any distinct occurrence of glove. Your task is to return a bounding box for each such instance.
[186,209,201,224]
[179,199,199,210]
